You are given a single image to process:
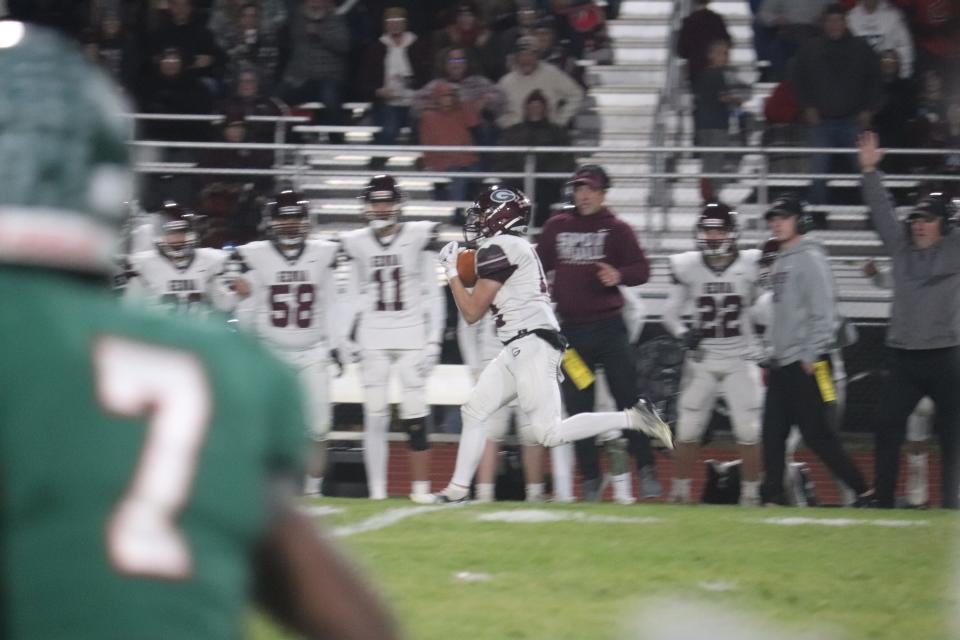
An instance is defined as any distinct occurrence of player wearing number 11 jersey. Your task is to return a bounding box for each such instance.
[663,202,764,505]
[0,23,395,640]
[340,175,446,501]
[231,190,342,494]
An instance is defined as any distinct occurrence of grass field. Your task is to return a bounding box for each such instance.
[252,499,958,640]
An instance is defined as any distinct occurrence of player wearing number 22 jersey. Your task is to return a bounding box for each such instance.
[662,202,764,506]
[230,190,341,494]
[0,23,395,640]
[339,175,446,501]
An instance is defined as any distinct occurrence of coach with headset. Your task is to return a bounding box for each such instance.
[761,193,872,506]
[859,131,960,509]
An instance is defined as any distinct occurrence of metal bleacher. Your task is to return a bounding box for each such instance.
[127,0,960,322]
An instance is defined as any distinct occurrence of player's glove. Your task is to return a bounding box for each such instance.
[420,342,442,377]
[437,241,461,280]
[682,328,703,351]
[339,338,361,364]
[329,348,344,377]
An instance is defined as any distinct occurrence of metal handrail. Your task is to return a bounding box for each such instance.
[129,139,960,155]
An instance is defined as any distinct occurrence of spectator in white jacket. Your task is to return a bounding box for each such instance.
[847,0,915,78]
[496,36,584,129]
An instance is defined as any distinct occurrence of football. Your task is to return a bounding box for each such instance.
[457,248,477,287]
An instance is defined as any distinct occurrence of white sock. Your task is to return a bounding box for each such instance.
[363,413,390,500]
[475,482,495,503]
[550,443,575,501]
[526,482,545,501]
[671,478,691,502]
[303,476,322,496]
[559,411,629,443]
[611,472,635,503]
[411,480,431,497]
[450,409,489,488]
[741,480,760,500]
[907,452,929,506]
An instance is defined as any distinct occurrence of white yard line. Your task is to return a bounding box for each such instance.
[331,506,447,537]
[298,505,346,518]
[477,509,662,524]
[758,516,929,528]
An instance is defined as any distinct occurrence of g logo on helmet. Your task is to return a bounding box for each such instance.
[490,189,517,204]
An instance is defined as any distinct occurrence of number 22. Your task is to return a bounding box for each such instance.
[94,336,211,580]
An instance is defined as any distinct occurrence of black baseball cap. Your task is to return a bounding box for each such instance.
[907,193,949,221]
[764,195,804,219]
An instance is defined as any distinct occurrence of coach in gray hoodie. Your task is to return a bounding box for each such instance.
[859,131,960,508]
[761,194,871,505]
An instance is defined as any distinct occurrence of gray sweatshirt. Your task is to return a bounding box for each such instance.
[862,171,960,350]
[770,236,837,366]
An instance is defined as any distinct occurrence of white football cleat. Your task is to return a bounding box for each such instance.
[410,486,470,505]
[625,399,674,450]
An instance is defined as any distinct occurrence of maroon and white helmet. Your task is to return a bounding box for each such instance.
[758,236,780,266]
[463,185,531,243]
[157,201,198,265]
[360,174,403,230]
[695,201,739,257]
[264,189,310,248]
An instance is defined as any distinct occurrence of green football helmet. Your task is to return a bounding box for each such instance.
[0,22,132,273]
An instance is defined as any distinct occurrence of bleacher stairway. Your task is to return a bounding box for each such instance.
[588,0,894,318]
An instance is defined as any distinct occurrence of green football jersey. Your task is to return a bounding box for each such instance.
[0,268,307,640]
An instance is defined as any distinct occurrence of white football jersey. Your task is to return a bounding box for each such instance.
[664,249,762,358]
[125,247,232,316]
[236,239,339,351]
[476,233,559,343]
[341,221,444,350]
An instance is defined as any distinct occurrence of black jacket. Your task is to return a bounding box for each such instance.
[791,32,882,119]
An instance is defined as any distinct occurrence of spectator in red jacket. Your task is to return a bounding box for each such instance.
[893,0,960,78]
[418,81,481,201]
[677,0,731,86]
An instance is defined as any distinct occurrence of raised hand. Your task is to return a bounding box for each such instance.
[857,131,885,172]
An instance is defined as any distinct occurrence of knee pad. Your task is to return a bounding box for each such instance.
[402,417,430,451]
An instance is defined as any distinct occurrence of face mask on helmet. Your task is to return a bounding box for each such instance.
[271,211,308,248]
[159,220,197,264]
[365,200,401,230]
[697,226,736,257]
[695,204,739,258]
[362,176,404,230]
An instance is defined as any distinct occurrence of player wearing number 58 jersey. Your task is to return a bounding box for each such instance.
[231,190,342,495]
[0,23,396,640]
[340,175,446,501]
[663,203,764,506]
[123,203,235,317]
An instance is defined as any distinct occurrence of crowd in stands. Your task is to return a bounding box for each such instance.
[12,0,612,221]
[680,0,959,203]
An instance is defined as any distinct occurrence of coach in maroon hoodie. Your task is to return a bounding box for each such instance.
[537,165,661,501]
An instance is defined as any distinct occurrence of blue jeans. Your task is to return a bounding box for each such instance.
[373,104,410,145]
[806,117,859,205]
[445,164,478,202]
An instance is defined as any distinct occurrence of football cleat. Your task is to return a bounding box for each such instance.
[625,399,674,450]
[638,465,663,499]
[410,487,470,505]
